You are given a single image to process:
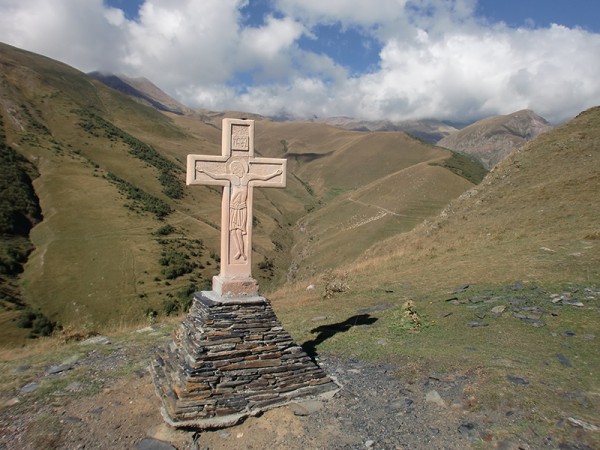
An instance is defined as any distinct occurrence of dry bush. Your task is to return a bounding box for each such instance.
[321,269,350,299]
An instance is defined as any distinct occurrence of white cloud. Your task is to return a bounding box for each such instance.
[122,0,244,85]
[242,16,304,59]
[275,0,408,28]
[0,0,127,73]
[0,0,599,123]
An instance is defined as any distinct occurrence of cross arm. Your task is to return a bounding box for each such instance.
[247,158,287,188]
[187,154,230,187]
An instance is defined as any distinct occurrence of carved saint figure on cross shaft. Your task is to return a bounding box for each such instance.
[197,157,282,261]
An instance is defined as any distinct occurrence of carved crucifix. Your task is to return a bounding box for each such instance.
[186,118,286,297]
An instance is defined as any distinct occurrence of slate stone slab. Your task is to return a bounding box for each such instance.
[135,438,176,450]
[467,321,489,327]
[20,382,39,394]
[506,376,529,386]
[151,292,339,429]
[556,353,572,367]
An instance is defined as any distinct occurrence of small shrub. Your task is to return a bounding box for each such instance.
[162,299,180,316]
[155,224,175,236]
[17,307,56,338]
[144,308,158,323]
[389,300,425,334]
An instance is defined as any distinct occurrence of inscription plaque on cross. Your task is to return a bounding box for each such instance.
[186,118,286,297]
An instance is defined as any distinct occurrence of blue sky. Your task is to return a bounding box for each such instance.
[1,0,600,123]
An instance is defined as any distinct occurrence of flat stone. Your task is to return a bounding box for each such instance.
[567,417,600,431]
[135,438,177,450]
[556,353,572,367]
[388,399,410,411]
[491,305,506,314]
[449,284,470,294]
[4,398,20,406]
[79,336,112,345]
[146,423,190,446]
[66,382,83,392]
[458,422,477,435]
[525,311,543,320]
[46,364,73,375]
[467,321,489,327]
[290,400,323,416]
[506,375,529,386]
[62,416,83,424]
[562,300,584,307]
[20,382,39,394]
[136,326,156,333]
[311,316,328,322]
[425,390,446,408]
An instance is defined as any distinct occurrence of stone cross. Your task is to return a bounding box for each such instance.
[186,118,286,297]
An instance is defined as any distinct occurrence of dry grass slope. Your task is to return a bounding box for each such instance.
[358,106,599,290]
[269,108,599,449]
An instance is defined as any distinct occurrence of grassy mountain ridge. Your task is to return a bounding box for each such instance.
[0,43,479,345]
[320,105,600,292]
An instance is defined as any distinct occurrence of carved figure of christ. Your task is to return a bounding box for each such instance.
[186,119,286,297]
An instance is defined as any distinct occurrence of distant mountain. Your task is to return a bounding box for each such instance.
[314,116,459,143]
[88,72,192,115]
[437,109,553,169]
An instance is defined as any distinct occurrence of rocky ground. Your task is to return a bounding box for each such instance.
[0,348,520,450]
[1,284,598,449]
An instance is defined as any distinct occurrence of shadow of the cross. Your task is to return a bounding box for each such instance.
[301,314,378,360]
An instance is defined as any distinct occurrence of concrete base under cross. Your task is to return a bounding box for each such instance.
[151,291,340,429]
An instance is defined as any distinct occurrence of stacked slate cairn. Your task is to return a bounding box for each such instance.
[152,291,340,429]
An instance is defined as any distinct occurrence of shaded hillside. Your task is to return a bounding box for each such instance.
[0,112,42,335]
[88,72,191,115]
[437,109,553,169]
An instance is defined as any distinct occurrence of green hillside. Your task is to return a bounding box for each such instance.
[0,43,479,345]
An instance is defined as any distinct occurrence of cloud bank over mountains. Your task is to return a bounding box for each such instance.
[1,0,599,123]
